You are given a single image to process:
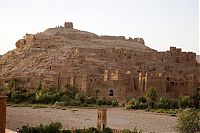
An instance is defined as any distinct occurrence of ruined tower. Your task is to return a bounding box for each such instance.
[97,108,107,131]
[64,22,73,29]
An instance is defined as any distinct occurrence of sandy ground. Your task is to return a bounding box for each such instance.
[6,107,177,133]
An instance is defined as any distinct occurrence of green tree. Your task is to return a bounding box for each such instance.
[145,86,157,109]
[175,108,200,133]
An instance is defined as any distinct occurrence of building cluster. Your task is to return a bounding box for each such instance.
[0,22,199,102]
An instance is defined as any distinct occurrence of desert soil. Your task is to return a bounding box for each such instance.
[6,107,177,133]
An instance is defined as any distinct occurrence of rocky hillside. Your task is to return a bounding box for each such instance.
[0,22,156,77]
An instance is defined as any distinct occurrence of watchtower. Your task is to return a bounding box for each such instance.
[64,22,73,29]
[97,108,107,131]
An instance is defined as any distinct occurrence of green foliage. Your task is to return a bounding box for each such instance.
[127,98,147,109]
[61,130,71,133]
[8,78,21,91]
[86,127,99,133]
[74,129,82,133]
[192,87,200,109]
[18,122,143,133]
[63,83,78,99]
[138,97,146,104]
[111,99,118,107]
[157,96,178,109]
[175,108,200,133]
[103,127,112,133]
[7,82,118,107]
[178,96,192,108]
[145,86,157,109]
[96,98,111,105]
[19,122,62,133]
[122,127,143,133]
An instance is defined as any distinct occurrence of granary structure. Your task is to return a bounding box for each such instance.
[0,22,199,102]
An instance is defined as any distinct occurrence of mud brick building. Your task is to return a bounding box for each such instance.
[0,22,199,102]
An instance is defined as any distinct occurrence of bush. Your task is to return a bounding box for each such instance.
[127,99,147,109]
[11,91,23,103]
[157,96,177,109]
[178,96,192,108]
[97,98,103,105]
[175,108,200,133]
[86,127,99,133]
[145,86,157,109]
[111,100,118,107]
[138,97,146,103]
[74,129,81,133]
[19,122,62,133]
[103,127,112,133]
[85,97,93,104]
[122,127,143,133]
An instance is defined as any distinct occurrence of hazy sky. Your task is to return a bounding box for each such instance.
[0,0,199,55]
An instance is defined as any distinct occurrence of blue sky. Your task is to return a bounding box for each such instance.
[0,0,199,54]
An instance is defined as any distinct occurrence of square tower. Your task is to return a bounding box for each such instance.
[97,108,107,131]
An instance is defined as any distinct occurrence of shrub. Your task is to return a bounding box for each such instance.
[178,96,192,108]
[138,97,146,103]
[192,87,200,109]
[19,122,62,133]
[157,96,176,109]
[175,108,200,133]
[127,99,146,109]
[103,127,112,133]
[11,91,22,103]
[74,129,81,133]
[86,127,99,133]
[85,97,93,104]
[111,99,118,107]
[122,127,143,133]
[145,86,157,109]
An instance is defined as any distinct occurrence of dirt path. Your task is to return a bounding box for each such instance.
[6,107,177,133]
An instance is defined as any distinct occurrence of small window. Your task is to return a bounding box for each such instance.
[109,90,114,96]
[167,77,170,81]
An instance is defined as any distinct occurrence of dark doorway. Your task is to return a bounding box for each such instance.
[109,90,113,96]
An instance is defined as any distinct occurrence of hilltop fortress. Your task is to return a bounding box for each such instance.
[0,22,199,101]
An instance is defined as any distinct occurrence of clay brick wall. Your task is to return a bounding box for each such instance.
[0,96,7,133]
